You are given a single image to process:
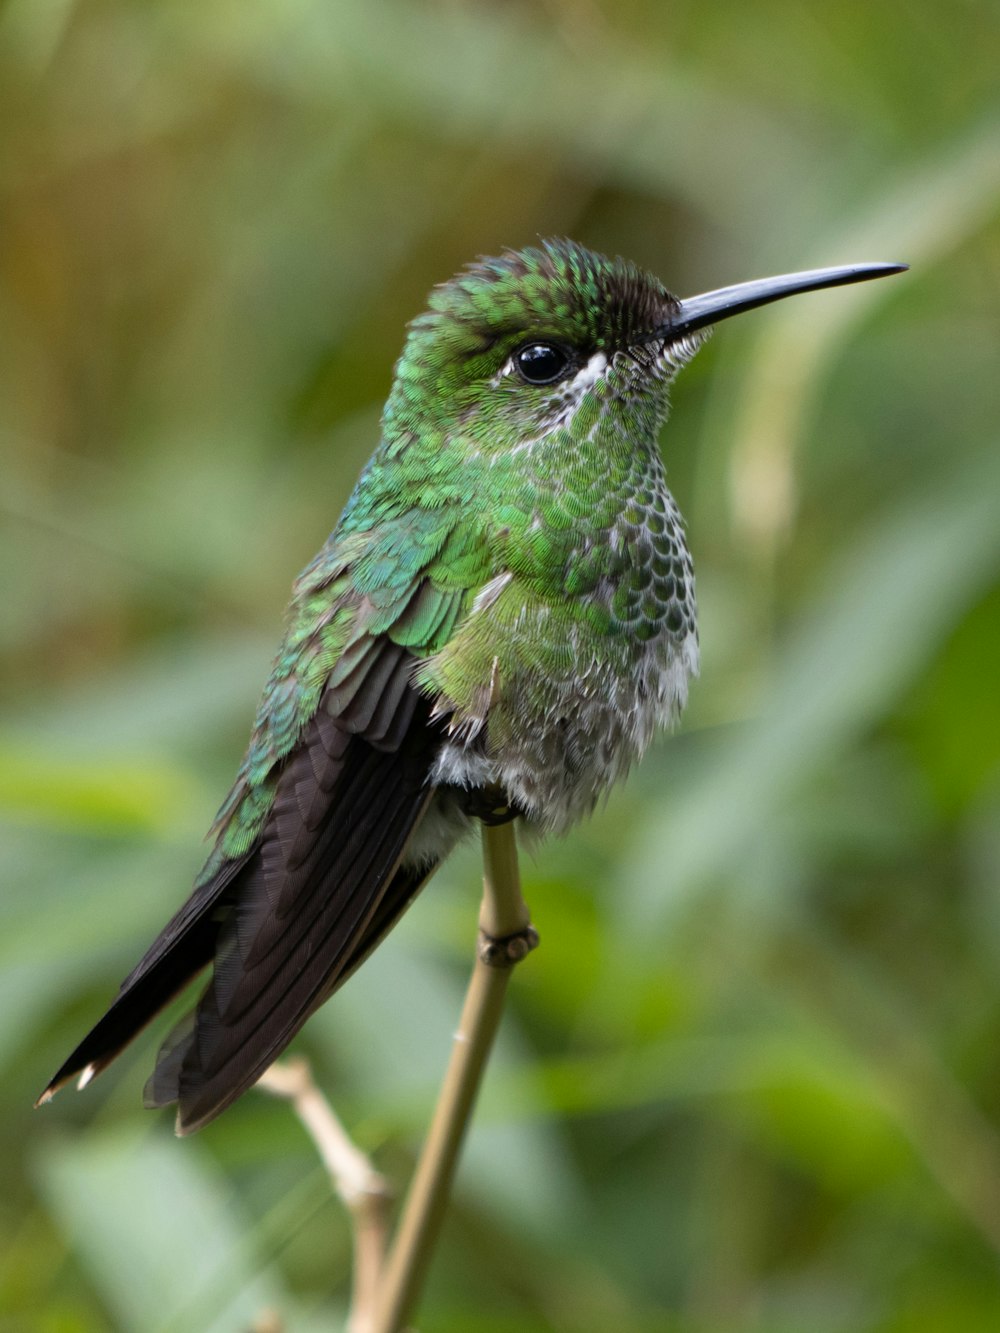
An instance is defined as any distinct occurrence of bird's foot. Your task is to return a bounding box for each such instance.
[461,784,521,827]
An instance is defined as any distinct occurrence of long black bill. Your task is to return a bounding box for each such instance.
[667,262,908,338]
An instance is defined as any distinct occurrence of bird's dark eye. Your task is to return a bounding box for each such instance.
[513,342,571,385]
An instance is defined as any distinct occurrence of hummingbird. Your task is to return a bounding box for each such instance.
[38,240,905,1133]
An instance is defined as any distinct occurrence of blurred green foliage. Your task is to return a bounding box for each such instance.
[2,1,999,1329]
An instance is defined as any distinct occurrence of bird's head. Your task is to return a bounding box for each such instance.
[386,239,696,450]
[384,239,906,453]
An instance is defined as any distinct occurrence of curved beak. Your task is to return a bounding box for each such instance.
[665,262,908,339]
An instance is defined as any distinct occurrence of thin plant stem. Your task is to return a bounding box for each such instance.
[371,818,537,1333]
[257,1058,392,1333]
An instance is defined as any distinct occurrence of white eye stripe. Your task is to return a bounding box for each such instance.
[569,351,607,391]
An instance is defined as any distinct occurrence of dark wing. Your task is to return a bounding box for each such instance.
[39,637,447,1134]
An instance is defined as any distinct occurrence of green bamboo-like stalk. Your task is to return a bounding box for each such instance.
[371,818,537,1332]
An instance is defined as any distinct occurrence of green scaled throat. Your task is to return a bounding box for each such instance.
[38,239,907,1133]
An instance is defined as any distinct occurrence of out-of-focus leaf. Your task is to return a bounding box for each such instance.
[180,0,806,231]
[33,1125,331,1332]
[0,745,197,835]
[722,117,1000,548]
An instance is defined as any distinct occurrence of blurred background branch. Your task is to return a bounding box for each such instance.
[257,1059,391,1333]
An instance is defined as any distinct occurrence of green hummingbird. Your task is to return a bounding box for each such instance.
[39,240,905,1133]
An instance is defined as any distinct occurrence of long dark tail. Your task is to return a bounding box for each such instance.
[39,676,444,1133]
